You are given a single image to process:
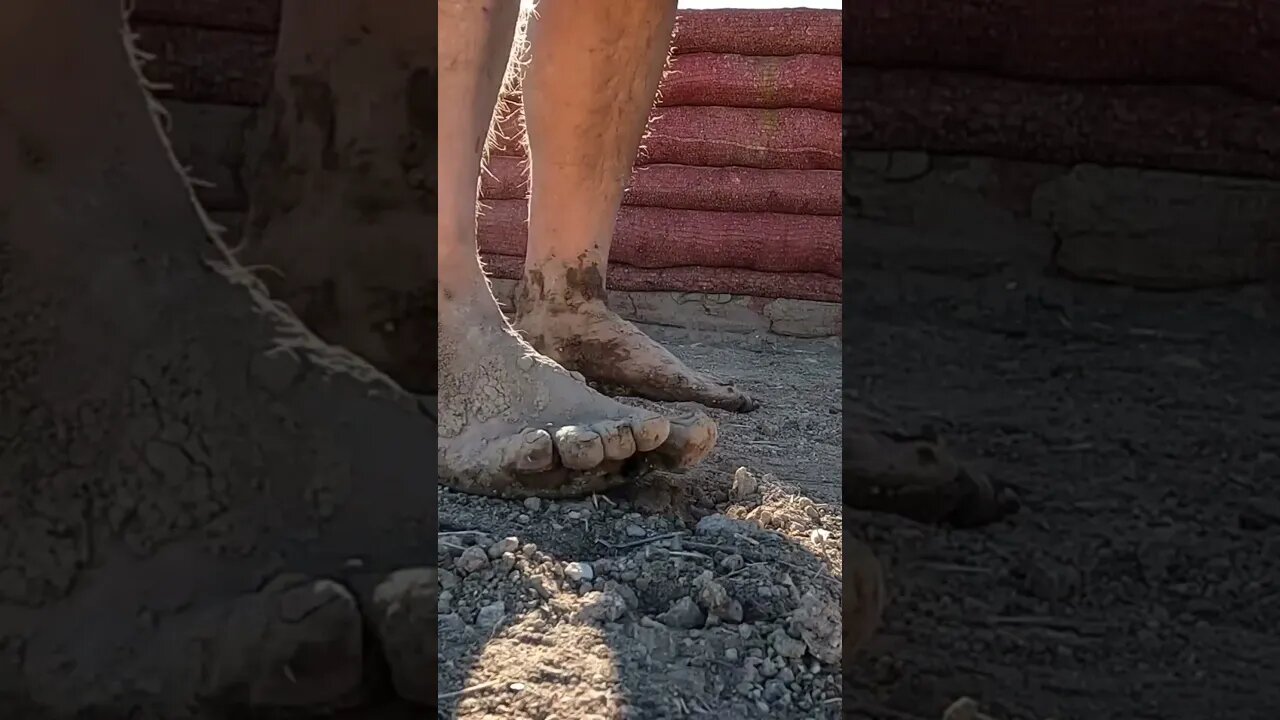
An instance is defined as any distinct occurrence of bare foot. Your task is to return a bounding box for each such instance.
[513,273,759,413]
[438,312,717,498]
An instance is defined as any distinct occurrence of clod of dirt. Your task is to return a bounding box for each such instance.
[732,466,760,499]
[658,596,706,629]
[564,561,594,582]
[942,696,996,720]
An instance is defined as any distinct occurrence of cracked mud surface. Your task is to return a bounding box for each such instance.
[437,325,855,719]
[845,270,1280,720]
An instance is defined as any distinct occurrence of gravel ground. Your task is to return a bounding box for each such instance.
[845,269,1280,720]
[437,324,852,719]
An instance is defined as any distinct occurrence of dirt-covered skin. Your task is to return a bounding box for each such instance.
[437,0,718,496]
[438,303,718,497]
[0,3,437,716]
[510,0,756,414]
[845,268,1280,719]
[515,266,759,412]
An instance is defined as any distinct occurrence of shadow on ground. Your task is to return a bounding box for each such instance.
[843,267,1280,719]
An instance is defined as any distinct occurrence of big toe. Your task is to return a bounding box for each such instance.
[653,409,718,469]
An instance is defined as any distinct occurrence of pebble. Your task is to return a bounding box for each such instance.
[731,467,759,499]
[657,596,706,629]
[475,600,505,628]
[457,546,489,574]
[487,536,519,559]
[564,561,594,582]
[625,524,647,538]
[577,590,628,622]
[720,554,745,572]
[523,497,542,511]
[769,628,807,659]
[698,580,744,623]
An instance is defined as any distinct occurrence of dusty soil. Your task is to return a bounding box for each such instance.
[844,269,1280,720]
[437,324,852,719]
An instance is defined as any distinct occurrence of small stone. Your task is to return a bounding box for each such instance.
[577,590,628,623]
[942,696,981,720]
[625,524,647,538]
[521,543,538,558]
[438,570,459,590]
[523,497,542,512]
[475,601,505,628]
[762,678,787,701]
[437,590,453,613]
[720,554,745,572]
[657,597,705,629]
[725,648,739,661]
[457,546,489,574]
[697,580,743,623]
[487,536,519,559]
[769,629,807,659]
[731,467,759,500]
[527,575,552,599]
[564,561,594,582]
[759,656,780,678]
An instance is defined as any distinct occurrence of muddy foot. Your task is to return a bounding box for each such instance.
[514,287,758,413]
[843,430,1020,527]
[438,320,717,498]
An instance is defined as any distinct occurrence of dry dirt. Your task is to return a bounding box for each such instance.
[844,269,1280,720]
[436,324,850,719]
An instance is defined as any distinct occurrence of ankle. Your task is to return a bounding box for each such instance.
[517,259,608,311]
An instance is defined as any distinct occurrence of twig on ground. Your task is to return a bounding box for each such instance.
[681,540,839,585]
[437,679,505,701]
[596,531,685,550]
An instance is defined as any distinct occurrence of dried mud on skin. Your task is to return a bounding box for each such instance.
[844,270,1280,720]
[437,328,852,719]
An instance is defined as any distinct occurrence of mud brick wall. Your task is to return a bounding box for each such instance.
[843,0,1280,289]
[128,3,842,303]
